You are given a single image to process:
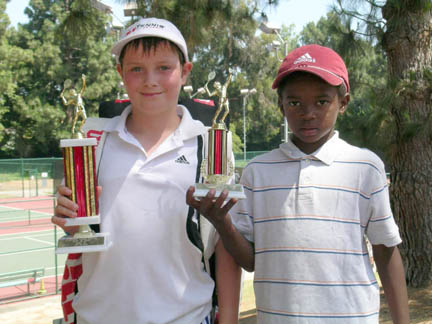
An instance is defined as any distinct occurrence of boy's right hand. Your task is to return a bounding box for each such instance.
[186,186,238,231]
[51,185,102,235]
[51,186,79,234]
[51,185,80,235]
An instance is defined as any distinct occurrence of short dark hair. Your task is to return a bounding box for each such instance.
[118,37,186,66]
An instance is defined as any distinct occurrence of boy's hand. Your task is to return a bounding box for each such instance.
[187,186,255,272]
[51,185,102,235]
[186,186,238,229]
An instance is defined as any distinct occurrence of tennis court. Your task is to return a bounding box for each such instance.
[0,197,66,304]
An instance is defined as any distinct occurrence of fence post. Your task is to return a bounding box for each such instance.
[54,224,59,294]
[21,159,25,198]
[35,168,39,197]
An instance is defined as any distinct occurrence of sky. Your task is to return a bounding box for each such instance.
[6,0,335,34]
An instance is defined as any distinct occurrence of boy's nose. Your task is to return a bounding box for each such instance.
[299,105,316,119]
[141,71,157,86]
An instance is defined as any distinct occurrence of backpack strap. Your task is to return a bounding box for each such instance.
[186,134,206,266]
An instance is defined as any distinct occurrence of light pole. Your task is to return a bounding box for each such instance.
[240,88,257,161]
[259,21,289,143]
[183,85,206,99]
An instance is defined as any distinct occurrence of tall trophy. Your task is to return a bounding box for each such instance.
[56,75,110,254]
[193,69,246,199]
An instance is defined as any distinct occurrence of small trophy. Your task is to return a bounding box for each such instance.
[56,75,110,254]
[193,70,246,199]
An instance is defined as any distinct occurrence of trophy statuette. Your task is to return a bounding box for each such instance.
[56,75,111,254]
[193,70,246,199]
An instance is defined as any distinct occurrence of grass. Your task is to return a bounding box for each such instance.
[0,173,25,182]
[240,279,255,313]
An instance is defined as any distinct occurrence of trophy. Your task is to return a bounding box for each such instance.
[56,75,110,254]
[193,69,246,199]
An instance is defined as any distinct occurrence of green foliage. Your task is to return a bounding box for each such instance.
[57,0,105,45]
[1,0,121,157]
[228,122,243,153]
[1,0,405,159]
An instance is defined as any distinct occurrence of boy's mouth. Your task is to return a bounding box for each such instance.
[142,92,162,97]
[300,127,318,137]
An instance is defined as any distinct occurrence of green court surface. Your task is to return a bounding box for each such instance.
[0,201,67,302]
[0,207,52,224]
[0,229,67,278]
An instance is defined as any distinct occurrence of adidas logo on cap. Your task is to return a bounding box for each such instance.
[294,53,316,65]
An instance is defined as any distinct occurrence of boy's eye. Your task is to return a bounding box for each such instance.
[317,100,330,106]
[159,65,171,71]
[131,67,142,72]
[288,101,300,107]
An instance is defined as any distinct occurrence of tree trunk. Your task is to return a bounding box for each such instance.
[382,1,432,287]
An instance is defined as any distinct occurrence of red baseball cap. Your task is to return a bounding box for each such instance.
[272,44,350,93]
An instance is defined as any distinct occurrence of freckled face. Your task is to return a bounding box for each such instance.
[117,43,192,117]
[280,73,348,154]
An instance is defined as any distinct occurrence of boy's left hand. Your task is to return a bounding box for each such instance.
[186,186,238,229]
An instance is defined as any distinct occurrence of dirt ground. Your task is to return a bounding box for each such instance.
[239,282,432,323]
[380,284,432,323]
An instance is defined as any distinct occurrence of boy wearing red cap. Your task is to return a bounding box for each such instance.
[53,17,241,324]
[187,44,409,323]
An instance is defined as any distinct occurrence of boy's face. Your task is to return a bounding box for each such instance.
[279,73,349,154]
[117,42,192,116]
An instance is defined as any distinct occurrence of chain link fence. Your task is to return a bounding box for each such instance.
[0,158,64,199]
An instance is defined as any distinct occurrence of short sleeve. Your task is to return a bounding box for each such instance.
[230,168,254,242]
[366,171,402,247]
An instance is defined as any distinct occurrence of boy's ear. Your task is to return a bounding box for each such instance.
[181,62,193,85]
[116,64,123,76]
[339,93,350,114]
[278,96,284,114]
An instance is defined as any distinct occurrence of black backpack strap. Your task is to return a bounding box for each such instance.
[186,134,205,257]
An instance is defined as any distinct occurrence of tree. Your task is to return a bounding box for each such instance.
[1,0,121,157]
[382,0,432,287]
[336,0,432,287]
[0,0,15,148]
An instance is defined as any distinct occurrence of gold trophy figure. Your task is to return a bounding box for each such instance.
[56,75,110,254]
[203,69,233,126]
[60,74,88,138]
[193,70,246,199]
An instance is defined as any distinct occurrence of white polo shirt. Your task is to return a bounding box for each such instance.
[74,105,215,324]
[231,131,401,323]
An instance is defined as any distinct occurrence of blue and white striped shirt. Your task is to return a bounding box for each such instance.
[231,132,401,323]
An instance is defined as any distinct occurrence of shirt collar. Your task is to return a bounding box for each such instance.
[279,131,342,165]
[103,104,206,142]
[175,104,207,140]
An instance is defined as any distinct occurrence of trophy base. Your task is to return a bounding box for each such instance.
[193,183,246,199]
[56,233,111,254]
[64,215,100,226]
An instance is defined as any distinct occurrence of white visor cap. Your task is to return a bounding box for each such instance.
[112,17,189,63]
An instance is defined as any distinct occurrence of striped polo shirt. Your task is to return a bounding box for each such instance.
[231,131,401,323]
